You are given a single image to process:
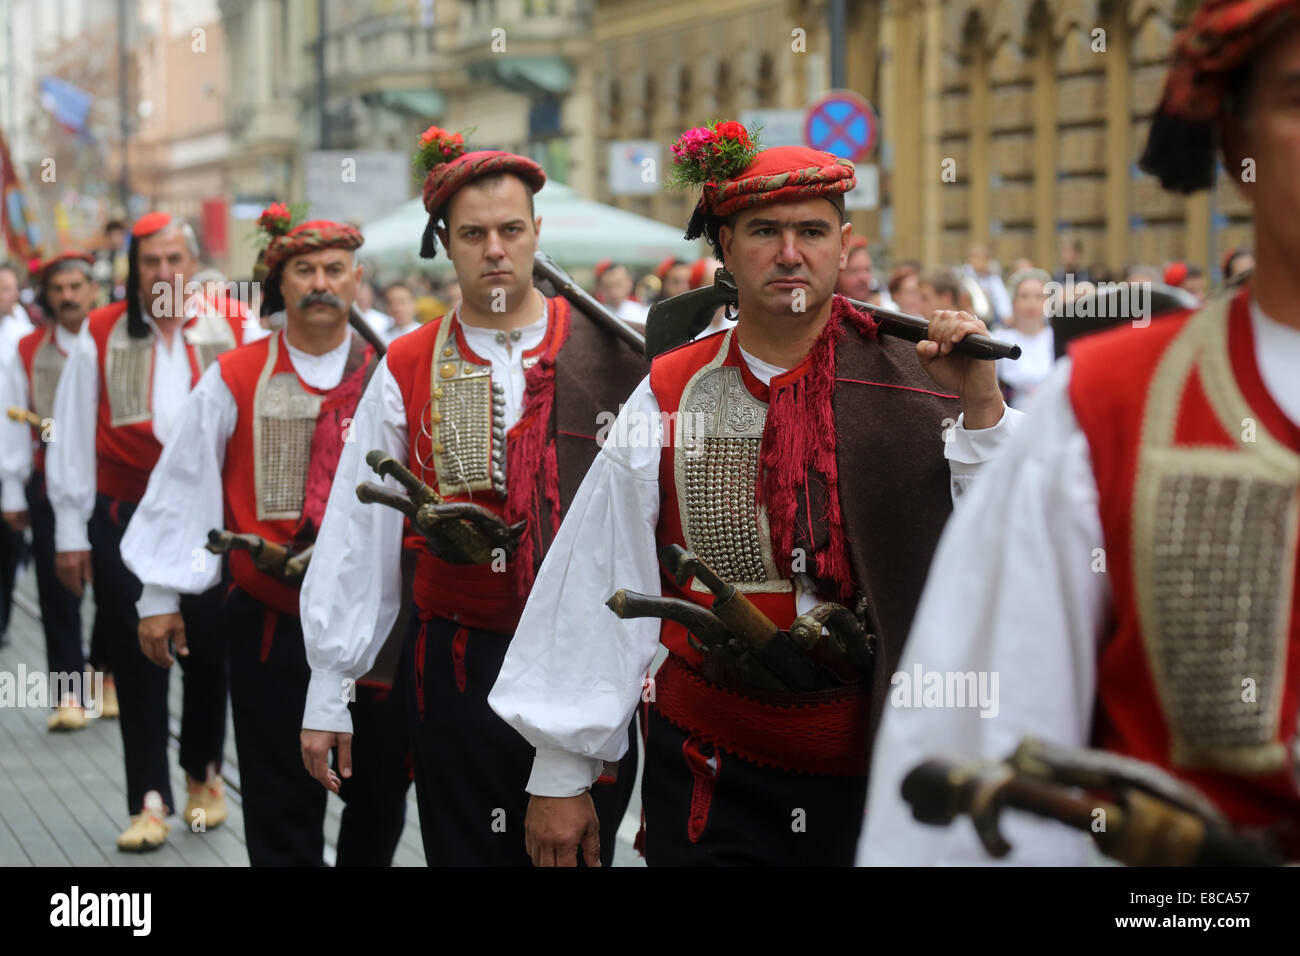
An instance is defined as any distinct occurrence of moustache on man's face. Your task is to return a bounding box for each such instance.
[297,290,346,311]
[56,300,81,312]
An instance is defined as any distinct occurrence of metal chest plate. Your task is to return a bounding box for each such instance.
[253,334,320,521]
[674,329,788,593]
[183,308,238,373]
[1133,295,1300,776]
[104,314,154,427]
[29,335,66,422]
[424,314,507,499]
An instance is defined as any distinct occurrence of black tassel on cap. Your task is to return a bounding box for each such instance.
[419,214,440,260]
[125,238,148,338]
[259,277,285,319]
[1138,108,1219,194]
[685,200,727,260]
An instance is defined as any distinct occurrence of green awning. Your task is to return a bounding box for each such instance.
[362,89,446,120]
[468,56,573,96]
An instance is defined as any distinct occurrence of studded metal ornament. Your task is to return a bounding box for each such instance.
[424,313,504,499]
[104,313,154,426]
[1145,472,1293,765]
[29,334,66,421]
[674,329,788,593]
[183,308,238,372]
[1132,295,1300,776]
[253,334,321,521]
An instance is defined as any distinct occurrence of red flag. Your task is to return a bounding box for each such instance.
[0,130,43,261]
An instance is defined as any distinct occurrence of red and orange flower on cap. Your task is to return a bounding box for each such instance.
[668,119,761,188]
[413,125,472,176]
[257,202,293,237]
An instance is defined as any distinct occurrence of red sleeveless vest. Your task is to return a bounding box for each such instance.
[88,300,244,503]
[218,330,375,616]
[16,324,65,474]
[385,299,570,634]
[1070,287,1300,853]
[650,329,800,667]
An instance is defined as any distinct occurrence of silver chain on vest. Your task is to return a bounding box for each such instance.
[674,329,788,593]
[423,315,509,499]
[29,334,66,422]
[253,333,320,521]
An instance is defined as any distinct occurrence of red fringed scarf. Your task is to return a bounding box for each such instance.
[297,344,374,538]
[759,296,877,601]
[504,298,571,597]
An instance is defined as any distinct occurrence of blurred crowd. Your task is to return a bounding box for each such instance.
[2,219,1256,417]
[832,235,1256,411]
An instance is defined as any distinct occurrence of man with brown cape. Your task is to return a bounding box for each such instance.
[299,127,647,865]
[489,121,1021,866]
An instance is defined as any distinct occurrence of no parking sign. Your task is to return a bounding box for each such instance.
[804,90,878,162]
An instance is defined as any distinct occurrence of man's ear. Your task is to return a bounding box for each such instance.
[534,215,543,241]
[840,221,853,268]
[719,223,734,268]
[436,226,450,256]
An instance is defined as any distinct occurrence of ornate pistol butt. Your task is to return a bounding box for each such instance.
[658,543,834,693]
[901,737,1284,867]
[204,529,305,584]
[357,449,525,566]
[6,406,43,428]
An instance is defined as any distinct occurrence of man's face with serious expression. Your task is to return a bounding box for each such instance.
[438,174,540,317]
[719,197,850,323]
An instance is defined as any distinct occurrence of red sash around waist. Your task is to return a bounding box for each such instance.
[652,653,871,776]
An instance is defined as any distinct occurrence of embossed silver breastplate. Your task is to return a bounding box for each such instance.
[104,314,154,426]
[104,309,237,428]
[29,334,66,422]
[423,314,508,499]
[675,329,789,593]
[183,307,238,374]
[253,333,320,521]
[1132,296,1300,776]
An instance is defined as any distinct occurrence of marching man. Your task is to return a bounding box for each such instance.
[488,122,1021,865]
[121,207,411,866]
[299,128,647,865]
[861,0,1300,865]
[46,213,246,852]
[0,252,106,729]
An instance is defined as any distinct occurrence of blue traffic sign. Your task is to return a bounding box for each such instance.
[804,91,878,162]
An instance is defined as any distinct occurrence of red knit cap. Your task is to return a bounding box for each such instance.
[688,258,717,289]
[421,150,546,221]
[131,211,172,238]
[263,219,363,276]
[684,145,856,249]
[41,250,95,278]
[698,146,856,219]
[654,256,681,281]
[1164,261,1190,287]
[1157,0,1300,122]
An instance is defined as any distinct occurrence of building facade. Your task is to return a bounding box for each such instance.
[591,0,1243,278]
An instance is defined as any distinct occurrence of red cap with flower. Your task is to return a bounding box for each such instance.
[669,120,856,254]
[412,125,546,259]
[254,201,363,316]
